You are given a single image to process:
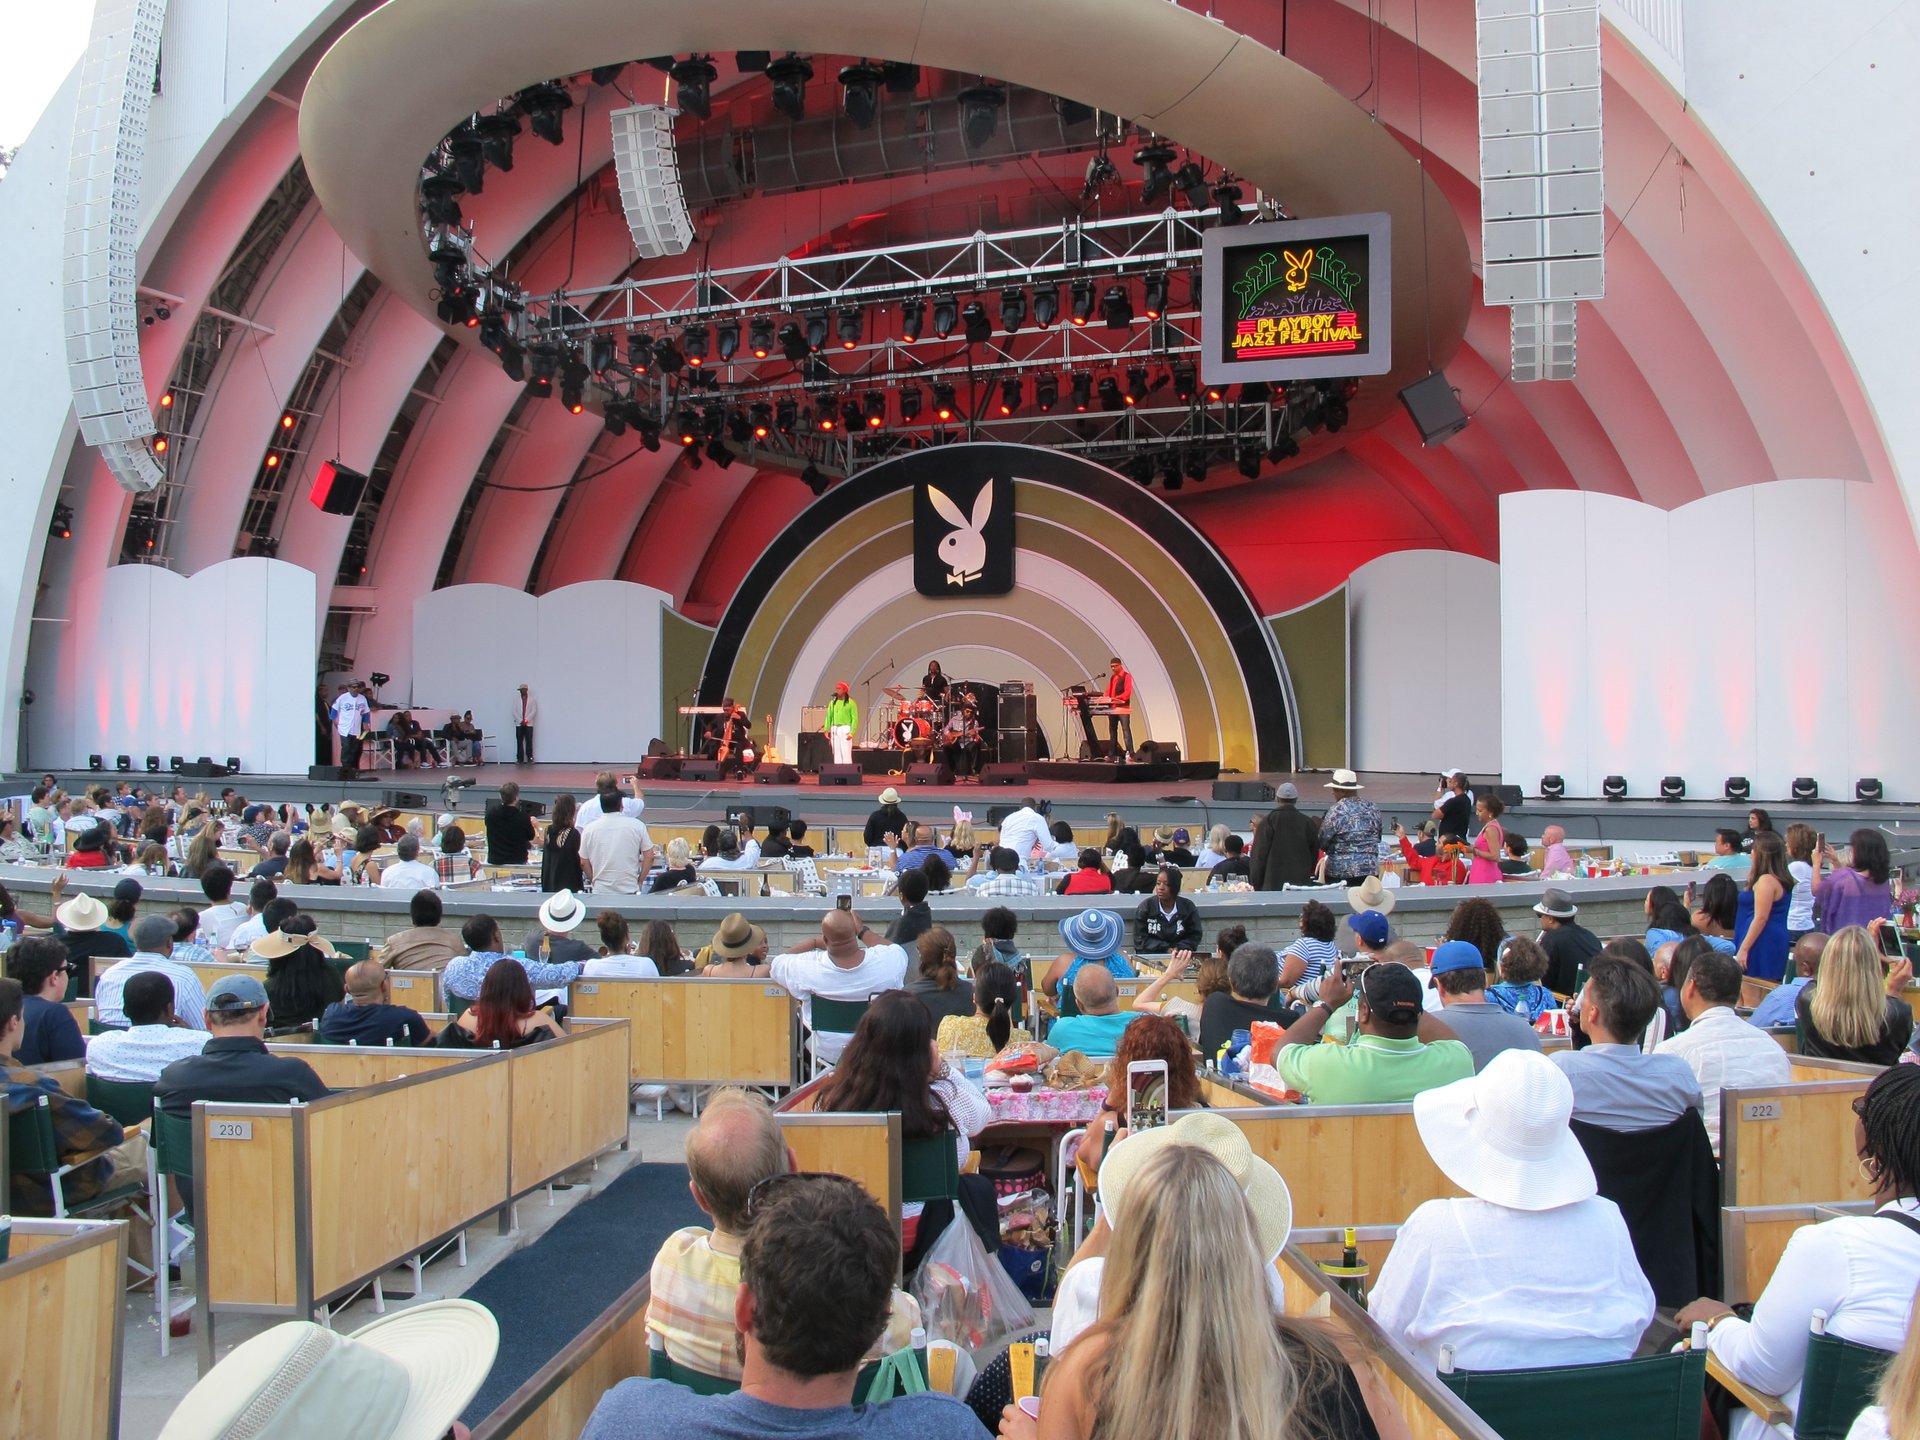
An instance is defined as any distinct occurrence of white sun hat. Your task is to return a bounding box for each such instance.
[1411,1048,1596,1212]
[537,888,588,933]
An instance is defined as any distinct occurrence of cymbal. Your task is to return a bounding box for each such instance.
[882,686,907,701]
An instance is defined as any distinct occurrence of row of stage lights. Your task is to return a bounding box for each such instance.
[1539,775,1886,804]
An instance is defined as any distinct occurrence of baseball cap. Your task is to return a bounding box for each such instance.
[1429,940,1486,980]
[1361,962,1424,1022]
[206,973,269,1013]
[1350,910,1391,948]
[112,878,144,903]
[1172,828,1190,845]
[1277,782,1299,801]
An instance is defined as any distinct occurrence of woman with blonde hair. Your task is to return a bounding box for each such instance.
[182,818,222,879]
[1798,924,1914,1065]
[948,818,977,855]
[1847,1281,1920,1439]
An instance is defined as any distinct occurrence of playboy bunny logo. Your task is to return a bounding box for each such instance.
[1283,248,1315,292]
[927,479,993,586]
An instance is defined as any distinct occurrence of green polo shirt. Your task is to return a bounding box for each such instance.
[1274,1034,1473,1105]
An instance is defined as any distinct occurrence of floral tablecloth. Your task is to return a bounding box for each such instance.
[983,1084,1108,1124]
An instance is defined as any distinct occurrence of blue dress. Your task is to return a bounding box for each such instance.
[1735,885,1790,982]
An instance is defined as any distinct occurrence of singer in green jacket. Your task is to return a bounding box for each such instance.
[825,682,859,766]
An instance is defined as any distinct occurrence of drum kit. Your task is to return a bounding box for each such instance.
[880,679,985,761]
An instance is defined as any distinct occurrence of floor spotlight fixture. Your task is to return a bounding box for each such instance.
[1601,775,1628,800]
[998,375,1022,415]
[1100,285,1133,330]
[1069,278,1095,326]
[767,54,814,122]
[961,301,991,344]
[88,754,103,771]
[1660,776,1686,801]
[839,61,884,128]
[957,83,1006,150]
[670,56,718,120]
[1539,775,1565,800]
[1858,778,1885,803]
[1724,776,1751,803]
[932,382,957,422]
[1134,140,1177,204]
[1790,777,1819,801]
[999,286,1027,332]
[145,755,160,772]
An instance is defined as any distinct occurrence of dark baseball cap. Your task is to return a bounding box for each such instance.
[1361,962,1424,1021]
[206,973,269,1013]
[1350,910,1391,948]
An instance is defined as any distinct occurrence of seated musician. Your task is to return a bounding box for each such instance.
[942,702,982,777]
[705,700,750,764]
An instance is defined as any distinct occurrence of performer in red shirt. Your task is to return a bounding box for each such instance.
[1103,656,1135,759]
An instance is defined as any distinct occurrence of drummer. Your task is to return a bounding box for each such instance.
[921,660,949,707]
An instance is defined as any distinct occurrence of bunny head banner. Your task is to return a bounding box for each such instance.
[913,468,1015,596]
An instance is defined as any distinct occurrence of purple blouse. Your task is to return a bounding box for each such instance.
[1813,866,1892,935]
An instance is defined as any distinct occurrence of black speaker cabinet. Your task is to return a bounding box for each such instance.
[1400,371,1469,446]
[819,764,864,787]
[907,764,953,786]
[1494,784,1524,809]
[754,765,800,785]
[1211,779,1274,803]
[982,765,1028,787]
[178,761,232,778]
[679,760,723,782]
[637,756,682,780]
[307,765,355,782]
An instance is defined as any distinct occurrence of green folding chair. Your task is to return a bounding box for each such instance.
[6,1093,147,1221]
[647,1337,739,1395]
[901,1130,962,1206]
[87,1018,127,1036]
[85,1074,156,1127]
[1438,1346,1707,1440]
[150,1107,196,1357]
[809,996,874,1077]
[1792,1330,1895,1440]
[334,940,372,965]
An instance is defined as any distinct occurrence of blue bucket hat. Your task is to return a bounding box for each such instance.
[1058,908,1124,960]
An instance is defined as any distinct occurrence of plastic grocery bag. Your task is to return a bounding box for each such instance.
[911,1209,1037,1362]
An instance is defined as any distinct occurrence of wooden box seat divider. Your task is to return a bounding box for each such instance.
[468,1273,655,1440]
[568,976,800,1088]
[0,1218,128,1440]
[774,1111,904,1234]
[1721,1201,1874,1305]
[1203,1102,1463,1229]
[1721,1073,1879,1209]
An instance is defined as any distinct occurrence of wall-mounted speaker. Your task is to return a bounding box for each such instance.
[309,460,370,517]
[1399,371,1469,446]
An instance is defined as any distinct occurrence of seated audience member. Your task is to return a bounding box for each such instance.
[1273,962,1472,1105]
[1680,1065,1920,1440]
[1440,896,1508,971]
[1691,872,1741,954]
[770,909,909,1065]
[223,880,282,953]
[1132,927,1239,1029]
[648,836,701,892]
[701,829,757,874]
[1195,823,1232,869]
[1533,889,1602,994]
[1039,909,1136,1000]
[170,910,214,968]
[815,991,991,1264]
[1021,1136,1374,1440]
[643,1090,921,1384]
[1210,833,1252,882]
[1486,934,1559,1021]
[248,831,292,880]
[1371,1049,1654,1372]
[1109,842,1159,896]
[1749,930,1827,1030]
[1058,848,1114,896]
[1199,942,1294,1059]
[434,824,480,886]
[907,926,973,1025]
[96,913,210,1030]
[284,836,341,886]
[1796,923,1914,1065]
[7,936,83,1064]
[1278,900,1342,997]
[65,826,115,869]
[966,845,1047,897]
[1839,1283,1920,1440]
[935,960,1030,1058]
[639,919,691,978]
[437,958,566,1050]
[1705,827,1753,873]
[1538,825,1575,879]
[578,912,657,978]
[696,914,765,978]
[86,971,211,1081]
[1655,947,1790,1155]
[891,821,952,875]
[154,973,329,1118]
[1045,967,1144,1059]
[525,889,596,966]
[442,915,583,1008]
[53,889,135,978]
[318,960,431,1047]
[585,1172,985,1440]
[964,906,1026,979]
[1148,825,1196,869]
[1496,831,1534,876]
[194,864,248,949]
[1069,1015,1209,1194]
[378,833,440,891]
[252,918,345,1032]
[1133,865,1202,956]
[1551,957,1703,1131]
[1428,941,1544,1070]
[380,888,464,973]
[783,818,816,859]
[1044,819,1079,867]
[886,867,934,947]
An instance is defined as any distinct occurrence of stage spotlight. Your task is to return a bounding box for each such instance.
[883,61,920,93]
[169,755,183,771]
[801,463,828,496]
[1160,460,1183,492]
[748,402,773,439]
[705,436,734,469]
[900,298,926,342]
[931,383,958,423]
[998,375,1022,415]
[525,346,557,398]
[1032,287,1058,327]
[626,332,653,372]
[560,356,589,413]
[670,56,718,120]
[1069,278,1095,326]
[116,754,131,773]
[1601,775,1628,800]
[1540,775,1565,800]
[775,397,797,433]
[420,173,464,226]
[1183,449,1208,483]
[862,391,887,428]
[839,61,884,128]
[767,54,813,121]
[932,296,959,339]
[1034,373,1059,412]
[958,83,1006,150]
[519,82,572,145]
[1134,140,1176,203]
[840,398,864,432]
[836,306,862,350]
[961,301,991,344]
[899,385,922,421]
[680,323,709,368]
[1266,426,1300,463]
[1212,179,1245,225]
[1858,778,1885,803]
[50,503,73,540]
[448,130,486,194]
[1127,455,1153,487]
[1123,367,1148,406]
[1096,375,1123,411]
[1070,371,1092,411]
[603,404,628,437]
[586,335,615,375]
[1100,285,1133,330]
[636,413,662,450]
[715,320,740,362]
[1724,776,1752,803]
[1174,160,1211,211]
[726,409,750,444]
[805,312,829,351]
[652,335,684,373]
[748,316,773,359]
[475,112,520,171]
[1791,776,1819,801]
[145,755,160,773]
[1236,446,1261,479]
[815,396,838,432]
[778,321,808,361]
[88,754,103,772]
[1082,150,1118,200]
[1171,363,1196,402]
[675,408,700,445]
[1660,776,1687,801]
[1323,382,1351,433]
[999,287,1027,332]
[1143,271,1168,320]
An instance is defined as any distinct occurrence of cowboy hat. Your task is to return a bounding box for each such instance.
[251,927,340,962]
[157,1299,498,1440]
[1098,1112,1293,1261]
[710,911,767,958]
[1533,889,1578,919]
[1411,1048,1595,1212]
[1325,768,1364,791]
[878,787,901,806]
[1057,908,1125,961]
[56,892,108,932]
[537,889,587,933]
[1345,874,1396,915]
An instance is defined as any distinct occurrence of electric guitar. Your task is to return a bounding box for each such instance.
[762,713,780,765]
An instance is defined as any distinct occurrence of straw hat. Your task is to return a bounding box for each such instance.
[1345,874,1396,915]
[157,1299,498,1440]
[1098,1112,1293,1261]
[251,927,340,962]
[56,892,109,932]
[1057,908,1124,961]
[1325,768,1364,791]
[537,889,587,933]
[710,911,767,958]
[1152,824,1176,845]
[878,786,901,806]
[1411,1048,1595,1212]
[330,814,358,839]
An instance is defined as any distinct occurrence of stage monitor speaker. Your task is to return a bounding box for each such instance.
[819,764,864,787]
[307,765,354,782]
[309,459,370,517]
[637,756,681,780]
[1137,741,1181,763]
[644,737,669,757]
[178,760,231,778]
[997,731,1030,765]
[680,760,723,783]
[383,790,430,810]
[1400,371,1469,446]
[1211,779,1274,803]
[982,765,1028,787]
[754,764,800,785]
[907,764,953,786]
[1494,784,1524,809]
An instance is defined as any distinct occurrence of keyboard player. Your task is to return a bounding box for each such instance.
[1103,656,1135,758]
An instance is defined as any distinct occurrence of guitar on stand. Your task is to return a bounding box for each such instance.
[759,714,778,767]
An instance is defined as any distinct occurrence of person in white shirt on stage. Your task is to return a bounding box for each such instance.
[377,834,440,891]
[769,908,909,1065]
[94,914,209,1031]
[1654,947,1791,1156]
[578,791,655,893]
[512,682,536,763]
[1102,656,1135,758]
[1370,1048,1655,1373]
[86,971,211,1082]
[330,680,371,770]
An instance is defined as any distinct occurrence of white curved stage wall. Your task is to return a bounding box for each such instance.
[1500,480,1920,801]
[411,582,669,763]
[1349,550,1501,777]
[36,558,317,774]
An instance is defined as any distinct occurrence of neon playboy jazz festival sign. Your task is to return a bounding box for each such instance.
[1199,212,1392,384]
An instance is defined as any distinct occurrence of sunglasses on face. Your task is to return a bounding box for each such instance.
[743,1170,839,1224]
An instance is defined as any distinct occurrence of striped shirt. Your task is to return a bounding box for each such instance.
[970,871,1049,896]
[434,853,480,885]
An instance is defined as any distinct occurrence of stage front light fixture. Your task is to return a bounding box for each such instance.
[999,287,1027,333]
[1791,776,1819,802]
[1069,278,1095,326]
[145,755,160,772]
[88,754,103,771]
[900,298,925,342]
[839,61,884,128]
[1858,778,1885,803]
[932,383,957,422]
[748,316,773,358]
[1540,775,1565,800]
[998,375,1022,415]
[748,402,773,439]
[1100,285,1133,330]
[1601,775,1628,800]
[1032,287,1058,327]
[1724,776,1752,803]
[1660,776,1686,801]
[932,296,959,339]
[836,306,862,350]
[767,54,814,122]
[116,755,131,773]
[670,55,718,120]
